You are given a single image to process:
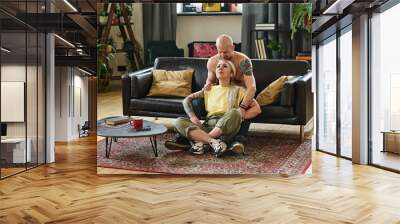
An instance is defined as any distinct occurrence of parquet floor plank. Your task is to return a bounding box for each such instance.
[1,136,400,223]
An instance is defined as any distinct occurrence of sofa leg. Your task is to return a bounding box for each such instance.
[300,125,304,142]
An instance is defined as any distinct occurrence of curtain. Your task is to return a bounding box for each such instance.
[142,3,177,56]
[241,3,311,59]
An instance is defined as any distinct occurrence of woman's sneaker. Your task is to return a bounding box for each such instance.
[189,141,206,155]
[209,139,228,157]
[229,141,245,155]
[165,134,191,151]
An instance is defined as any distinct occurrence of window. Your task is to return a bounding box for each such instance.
[339,27,352,158]
[370,2,400,171]
[317,35,337,154]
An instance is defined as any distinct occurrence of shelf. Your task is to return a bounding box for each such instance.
[251,29,291,32]
[111,22,133,26]
[99,22,133,27]
[177,12,242,16]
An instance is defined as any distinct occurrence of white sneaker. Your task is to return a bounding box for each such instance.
[190,141,206,155]
[209,139,228,157]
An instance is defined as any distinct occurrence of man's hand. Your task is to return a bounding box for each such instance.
[203,82,213,91]
[190,116,202,127]
[239,108,246,121]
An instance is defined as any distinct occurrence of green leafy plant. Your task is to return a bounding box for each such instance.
[291,3,312,39]
[97,41,116,90]
[126,4,133,16]
[99,10,108,16]
[266,40,282,52]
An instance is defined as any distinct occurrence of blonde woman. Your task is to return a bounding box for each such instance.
[175,59,261,157]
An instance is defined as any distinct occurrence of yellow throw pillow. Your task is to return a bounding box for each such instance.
[256,76,290,106]
[147,69,194,97]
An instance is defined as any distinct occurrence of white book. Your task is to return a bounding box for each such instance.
[260,39,267,59]
[255,39,261,59]
[255,27,275,31]
[256,24,275,27]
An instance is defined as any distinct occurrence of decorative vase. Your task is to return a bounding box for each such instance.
[99,16,108,25]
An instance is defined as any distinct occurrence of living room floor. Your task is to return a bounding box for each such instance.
[0,136,400,222]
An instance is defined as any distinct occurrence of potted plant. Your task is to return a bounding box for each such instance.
[266,40,282,59]
[126,4,133,16]
[97,42,116,90]
[291,3,312,39]
[105,38,116,53]
[99,10,108,25]
[112,7,121,25]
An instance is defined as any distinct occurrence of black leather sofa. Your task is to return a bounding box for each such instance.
[122,57,313,140]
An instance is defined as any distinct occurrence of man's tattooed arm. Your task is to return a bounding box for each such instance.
[239,58,257,107]
[239,58,254,77]
[182,90,204,118]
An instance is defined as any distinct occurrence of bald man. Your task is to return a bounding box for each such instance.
[165,34,257,153]
[204,34,256,111]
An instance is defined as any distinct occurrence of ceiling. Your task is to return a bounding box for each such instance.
[312,0,389,39]
[0,0,97,72]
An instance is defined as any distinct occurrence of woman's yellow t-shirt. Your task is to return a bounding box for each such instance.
[204,85,246,117]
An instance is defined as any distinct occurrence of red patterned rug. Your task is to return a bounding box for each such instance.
[97,132,311,176]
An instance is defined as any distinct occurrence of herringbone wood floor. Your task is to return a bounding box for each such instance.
[1,136,400,223]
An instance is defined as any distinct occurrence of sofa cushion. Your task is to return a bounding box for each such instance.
[130,97,184,114]
[256,76,291,106]
[148,69,194,97]
[257,105,294,119]
[154,58,208,92]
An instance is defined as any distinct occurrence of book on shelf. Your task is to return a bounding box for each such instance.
[255,39,267,59]
[255,39,261,59]
[259,39,267,59]
[255,24,275,31]
[255,27,275,31]
[255,23,275,27]
[295,55,312,61]
[297,51,311,56]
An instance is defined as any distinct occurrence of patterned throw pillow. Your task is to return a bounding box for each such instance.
[193,43,218,58]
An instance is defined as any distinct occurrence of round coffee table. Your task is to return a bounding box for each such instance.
[97,117,168,158]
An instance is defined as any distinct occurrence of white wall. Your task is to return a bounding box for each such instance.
[176,15,242,56]
[54,67,89,141]
[120,5,242,61]
[1,63,46,164]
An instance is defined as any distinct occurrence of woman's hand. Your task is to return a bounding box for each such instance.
[203,82,213,91]
[244,99,262,120]
[239,108,246,121]
[190,116,202,127]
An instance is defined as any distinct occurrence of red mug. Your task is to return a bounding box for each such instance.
[130,118,143,129]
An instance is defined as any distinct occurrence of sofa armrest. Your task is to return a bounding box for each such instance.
[280,76,302,106]
[294,72,313,125]
[129,69,153,98]
[121,67,154,115]
[177,48,184,57]
[122,74,131,116]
